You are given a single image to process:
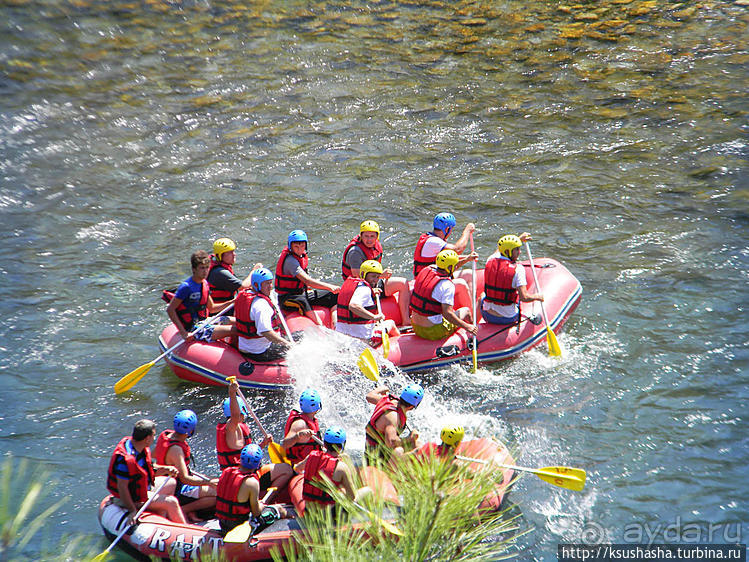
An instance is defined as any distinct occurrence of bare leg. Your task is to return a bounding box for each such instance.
[148,493,187,524]
[385,277,411,327]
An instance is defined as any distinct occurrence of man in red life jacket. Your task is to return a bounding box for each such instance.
[294,426,360,512]
[215,444,289,534]
[275,229,340,327]
[335,260,400,344]
[415,424,465,463]
[216,380,292,492]
[235,268,292,363]
[106,419,186,526]
[410,249,478,341]
[155,409,218,522]
[480,233,543,325]
[364,383,424,466]
[281,389,323,466]
[341,220,411,325]
[166,250,237,343]
[207,237,262,305]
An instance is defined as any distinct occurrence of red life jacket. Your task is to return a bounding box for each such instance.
[302,450,340,506]
[413,232,445,276]
[216,421,253,471]
[215,466,259,526]
[106,437,155,504]
[283,410,321,463]
[364,395,407,458]
[484,257,519,305]
[274,247,308,297]
[416,442,450,459]
[154,430,192,481]
[336,277,378,325]
[235,289,282,339]
[208,256,237,304]
[162,280,210,329]
[341,236,383,280]
[409,266,452,317]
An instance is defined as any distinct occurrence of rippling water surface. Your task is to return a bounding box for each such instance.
[1,1,747,559]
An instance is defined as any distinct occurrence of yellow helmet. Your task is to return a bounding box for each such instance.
[360,220,380,237]
[359,260,384,279]
[213,237,237,260]
[497,235,522,259]
[435,249,459,274]
[440,425,465,446]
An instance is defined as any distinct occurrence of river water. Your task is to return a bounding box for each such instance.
[1,1,747,560]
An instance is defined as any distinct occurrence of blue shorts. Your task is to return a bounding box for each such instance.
[480,298,518,325]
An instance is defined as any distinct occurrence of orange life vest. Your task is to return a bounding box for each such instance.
[336,277,378,325]
[274,247,308,296]
[413,232,444,276]
[409,265,452,317]
[235,289,282,339]
[106,437,155,504]
[283,410,321,463]
[208,256,237,303]
[302,450,340,506]
[341,236,383,280]
[216,421,253,470]
[154,430,192,482]
[215,466,259,526]
[484,257,519,305]
[364,395,407,462]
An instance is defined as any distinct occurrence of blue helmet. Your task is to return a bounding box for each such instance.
[299,389,322,414]
[287,229,308,250]
[323,426,346,446]
[433,212,456,235]
[240,443,263,470]
[251,267,274,292]
[173,409,198,436]
[400,384,424,408]
[222,397,249,418]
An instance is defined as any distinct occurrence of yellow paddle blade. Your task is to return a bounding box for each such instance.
[114,361,155,394]
[91,552,110,562]
[224,520,252,543]
[381,330,390,359]
[376,516,403,536]
[534,466,586,492]
[268,441,289,465]
[357,348,379,382]
[546,327,562,357]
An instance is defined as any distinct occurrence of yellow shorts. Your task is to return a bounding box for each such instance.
[413,319,457,341]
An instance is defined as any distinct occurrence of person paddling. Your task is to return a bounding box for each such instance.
[364,384,424,466]
[281,389,323,466]
[415,424,465,463]
[166,250,236,343]
[275,229,340,327]
[235,268,292,363]
[106,419,186,526]
[335,260,399,345]
[342,220,411,325]
[207,237,262,305]
[480,233,543,326]
[410,250,477,341]
[154,410,218,522]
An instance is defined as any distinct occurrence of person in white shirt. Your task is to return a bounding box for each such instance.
[235,268,292,363]
[335,260,399,344]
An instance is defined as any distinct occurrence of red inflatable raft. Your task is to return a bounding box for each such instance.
[158,257,581,389]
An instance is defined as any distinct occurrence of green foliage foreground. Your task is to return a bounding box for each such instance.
[272,454,523,562]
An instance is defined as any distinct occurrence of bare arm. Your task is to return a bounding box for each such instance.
[295,269,340,294]
[281,419,314,450]
[165,446,210,487]
[445,223,476,254]
[517,285,543,303]
[166,297,191,340]
[442,303,477,335]
[365,386,389,405]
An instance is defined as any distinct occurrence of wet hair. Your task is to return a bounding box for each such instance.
[191,250,210,270]
[132,419,156,441]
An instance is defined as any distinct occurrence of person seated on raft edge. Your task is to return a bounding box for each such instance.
[294,426,370,517]
[480,233,544,326]
[216,444,291,535]
[335,259,400,346]
[166,250,237,343]
[409,249,478,341]
[281,389,324,468]
[275,229,340,328]
[235,268,293,363]
[207,237,263,306]
[364,384,424,468]
[413,212,478,307]
[217,380,292,503]
[106,419,187,527]
[414,424,465,465]
[154,409,219,522]
[341,220,411,327]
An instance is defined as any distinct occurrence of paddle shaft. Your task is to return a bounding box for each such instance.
[455,455,581,481]
[226,376,271,439]
[270,294,295,345]
[99,477,170,557]
[524,243,552,330]
[159,302,237,364]
[470,233,478,373]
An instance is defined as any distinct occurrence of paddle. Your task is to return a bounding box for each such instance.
[469,232,478,373]
[455,455,585,492]
[114,303,235,394]
[524,242,562,357]
[93,477,170,561]
[223,487,277,543]
[226,376,288,465]
[374,294,390,359]
[357,347,379,382]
